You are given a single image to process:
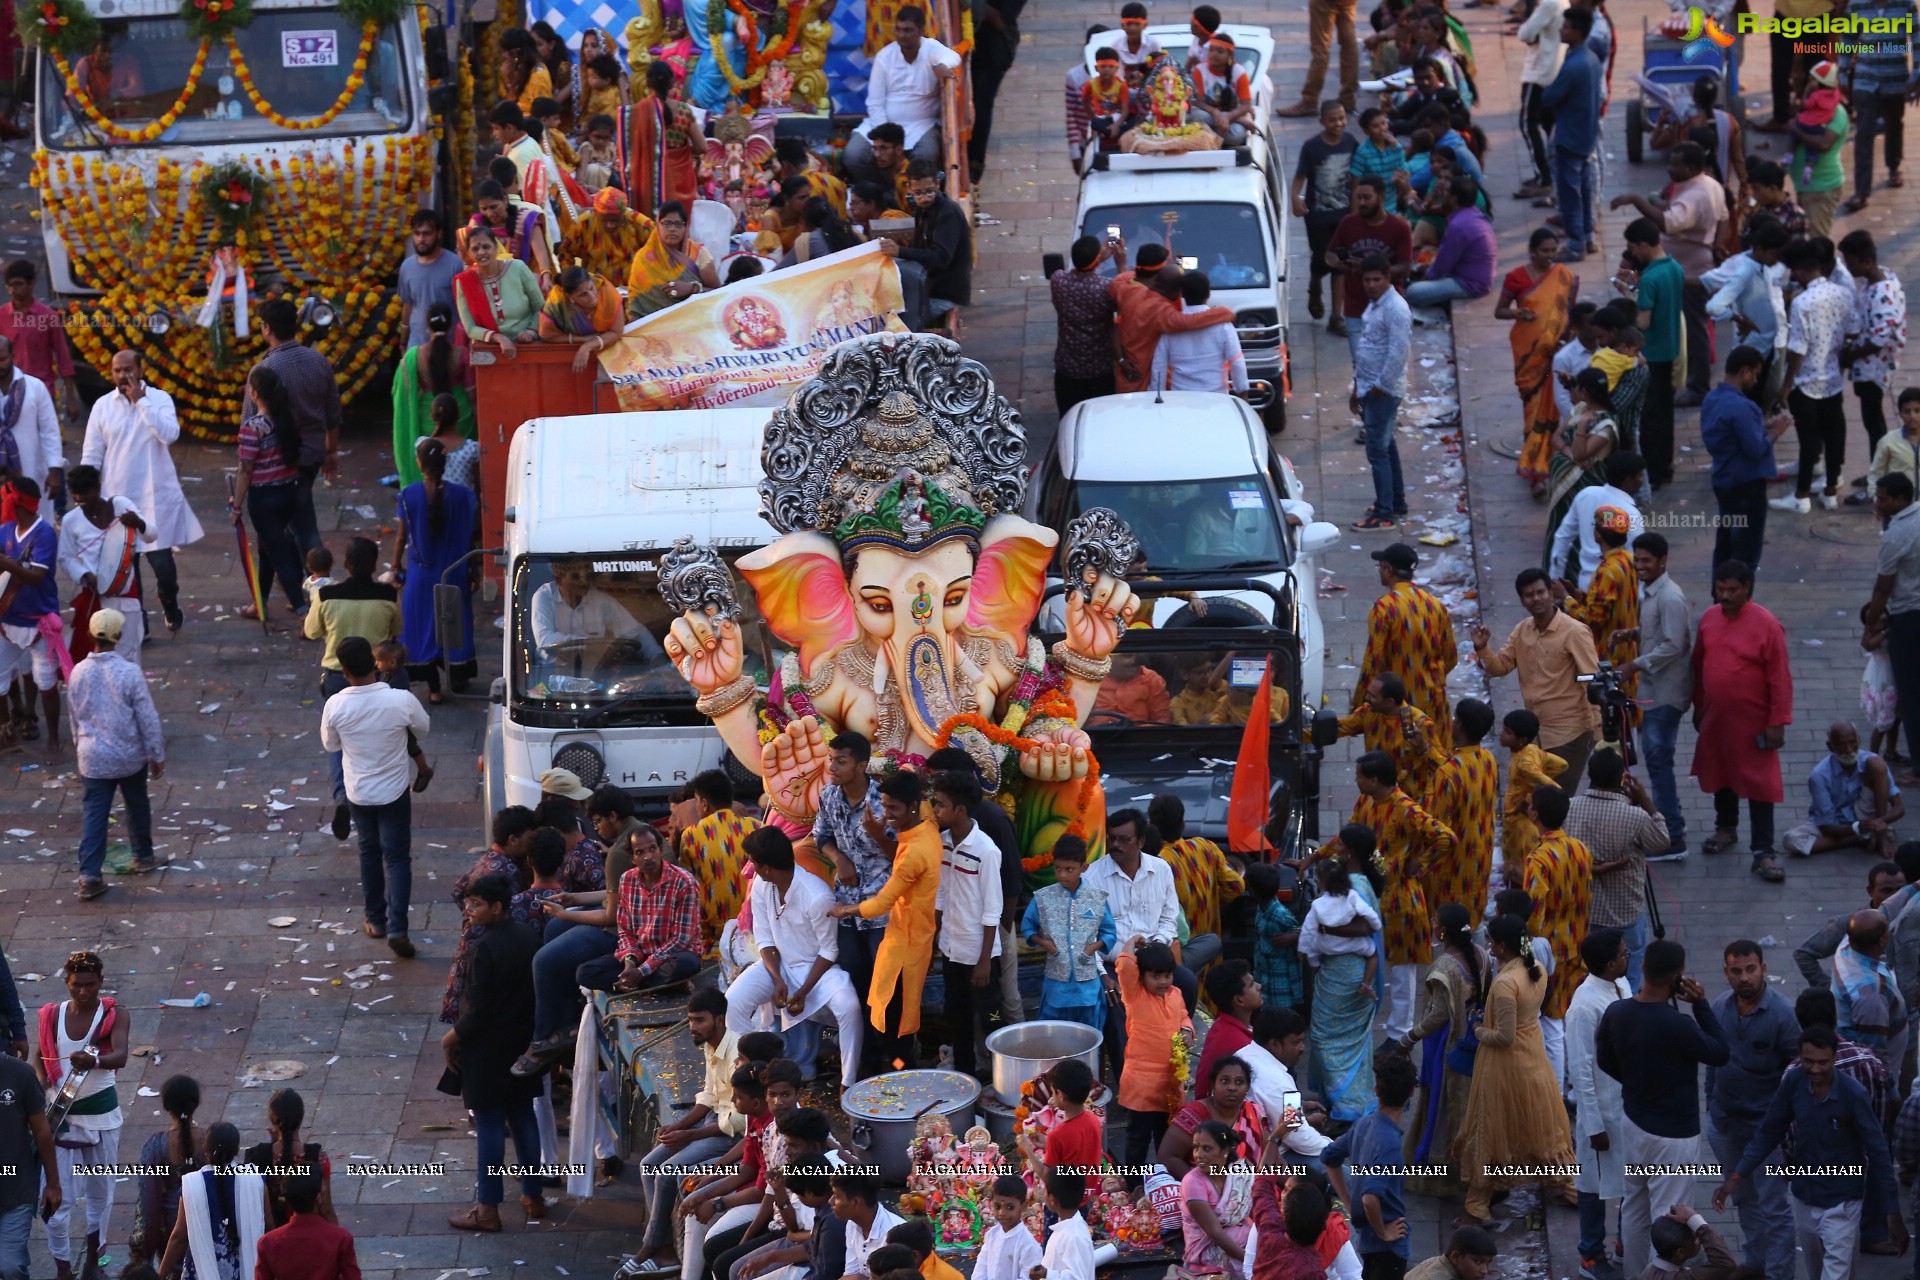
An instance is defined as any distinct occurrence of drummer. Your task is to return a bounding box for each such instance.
[34,950,129,1280]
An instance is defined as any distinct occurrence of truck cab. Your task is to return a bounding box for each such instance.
[484,410,786,822]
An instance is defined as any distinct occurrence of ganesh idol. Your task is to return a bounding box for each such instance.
[657,333,1143,875]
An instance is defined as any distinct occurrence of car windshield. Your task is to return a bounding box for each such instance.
[1087,640,1297,730]
[511,551,786,717]
[1081,202,1268,289]
[1068,474,1286,571]
[40,11,409,148]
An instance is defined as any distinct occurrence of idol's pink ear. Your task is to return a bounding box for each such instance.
[739,532,860,678]
[967,515,1059,648]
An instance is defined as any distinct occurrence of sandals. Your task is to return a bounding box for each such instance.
[1751,853,1786,883]
[1842,194,1870,213]
[238,604,263,621]
[1701,830,1740,855]
[1353,514,1397,530]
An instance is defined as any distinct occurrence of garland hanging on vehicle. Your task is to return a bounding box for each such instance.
[198,160,265,233]
[227,24,379,130]
[179,0,252,44]
[53,39,210,143]
[15,0,98,59]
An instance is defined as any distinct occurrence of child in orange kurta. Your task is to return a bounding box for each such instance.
[1112,935,1194,1169]
[829,770,941,1071]
[1499,709,1566,861]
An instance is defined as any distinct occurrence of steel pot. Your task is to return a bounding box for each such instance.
[841,1069,981,1184]
[984,1019,1102,1107]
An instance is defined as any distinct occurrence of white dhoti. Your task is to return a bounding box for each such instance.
[725,961,865,1088]
[46,1126,121,1263]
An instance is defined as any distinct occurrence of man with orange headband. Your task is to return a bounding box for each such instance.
[1279,0,1361,117]
[1190,32,1255,145]
[1082,48,1135,153]
[1110,243,1236,394]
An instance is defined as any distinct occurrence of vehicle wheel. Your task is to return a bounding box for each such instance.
[1263,382,1287,433]
[1626,97,1645,164]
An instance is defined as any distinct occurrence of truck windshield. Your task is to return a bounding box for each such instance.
[1069,474,1287,571]
[511,552,785,719]
[1080,202,1269,289]
[1085,640,1297,730]
[39,11,409,148]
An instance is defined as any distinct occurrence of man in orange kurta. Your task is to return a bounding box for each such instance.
[627,60,699,216]
[1562,509,1642,724]
[1521,783,1594,1040]
[1111,248,1237,393]
[830,770,941,1070]
[1416,697,1500,923]
[1351,750,1455,1043]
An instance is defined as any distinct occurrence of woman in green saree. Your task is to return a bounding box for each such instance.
[391,303,475,487]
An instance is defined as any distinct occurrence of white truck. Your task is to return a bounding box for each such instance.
[482,410,785,819]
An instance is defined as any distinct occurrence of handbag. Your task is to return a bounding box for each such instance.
[435,1065,464,1097]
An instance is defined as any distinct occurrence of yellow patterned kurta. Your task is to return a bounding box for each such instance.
[1523,830,1594,1019]
[801,163,850,219]
[1424,745,1499,922]
[1354,581,1459,733]
[1161,836,1244,940]
[1350,789,1456,966]
[1337,704,1448,802]
[557,210,653,288]
[1564,547,1642,726]
[1501,744,1567,860]
[679,808,761,955]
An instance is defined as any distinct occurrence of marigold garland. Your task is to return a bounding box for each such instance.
[54,41,209,143]
[228,23,378,130]
[180,0,253,45]
[933,710,1101,872]
[17,0,98,59]
[710,0,805,96]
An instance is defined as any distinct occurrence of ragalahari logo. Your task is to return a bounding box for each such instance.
[1682,6,1738,61]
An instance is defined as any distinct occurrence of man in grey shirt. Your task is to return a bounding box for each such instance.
[1869,475,1920,787]
[1795,861,1910,989]
[1619,532,1691,857]
[399,212,461,350]
[246,298,342,561]
[1705,938,1800,1280]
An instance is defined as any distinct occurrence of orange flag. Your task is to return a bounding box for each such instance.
[1225,658,1273,855]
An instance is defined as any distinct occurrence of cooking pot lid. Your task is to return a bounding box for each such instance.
[840,1069,981,1121]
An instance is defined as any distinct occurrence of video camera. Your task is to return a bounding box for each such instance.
[1576,661,1636,766]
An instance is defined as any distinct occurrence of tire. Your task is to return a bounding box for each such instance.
[1263,392,1288,433]
[1626,97,1645,164]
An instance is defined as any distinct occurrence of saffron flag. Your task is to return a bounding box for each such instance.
[1225,657,1274,854]
[598,241,909,412]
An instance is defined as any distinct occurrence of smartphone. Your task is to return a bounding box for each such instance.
[1105,223,1121,242]
[1041,251,1066,278]
[1281,1089,1303,1127]
[1180,256,1199,270]
[1754,733,1779,751]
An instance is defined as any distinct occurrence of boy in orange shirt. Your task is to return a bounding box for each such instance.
[1112,934,1194,1173]
[1082,48,1134,152]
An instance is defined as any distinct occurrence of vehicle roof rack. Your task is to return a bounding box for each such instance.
[1089,148,1253,172]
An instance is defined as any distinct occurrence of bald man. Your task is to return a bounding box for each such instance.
[1783,722,1905,859]
[1835,908,1909,1080]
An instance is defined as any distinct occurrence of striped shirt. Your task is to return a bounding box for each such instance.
[1842,0,1916,96]
[237,413,300,487]
[1349,140,1411,214]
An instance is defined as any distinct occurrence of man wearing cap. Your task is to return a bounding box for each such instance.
[558,189,654,285]
[1355,543,1456,735]
[67,608,164,900]
[1111,247,1235,394]
[1561,507,1642,719]
[1787,60,1850,238]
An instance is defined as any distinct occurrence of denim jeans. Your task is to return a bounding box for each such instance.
[1553,146,1594,248]
[1638,704,1686,845]
[247,481,307,609]
[351,792,412,936]
[0,1202,31,1280]
[639,1134,735,1248]
[1577,1190,1609,1261]
[1619,913,1649,997]
[531,923,618,1039]
[1403,278,1473,308]
[472,1096,542,1204]
[321,669,349,804]
[1360,392,1405,517]
[292,465,325,558]
[79,770,153,878]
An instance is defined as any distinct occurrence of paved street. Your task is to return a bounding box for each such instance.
[0,2,1915,1278]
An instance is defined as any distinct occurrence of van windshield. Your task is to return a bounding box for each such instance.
[511,551,786,722]
[1068,474,1287,571]
[1080,202,1269,289]
[39,10,409,148]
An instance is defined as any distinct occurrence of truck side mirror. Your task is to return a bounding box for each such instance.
[1311,707,1341,749]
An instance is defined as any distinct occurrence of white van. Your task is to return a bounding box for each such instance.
[483,410,782,820]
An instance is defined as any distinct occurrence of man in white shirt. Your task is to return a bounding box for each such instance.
[1552,303,1600,425]
[1549,451,1647,588]
[1515,0,1567,194]
[59,464,153,665]
[1238,1007,1334,1160]
[80,349,203,635]
[1038,1176,1096,1280]
[1084,808,1199,1075]
[844,7,960,186]
[0,335,63,502]
[319,636,430,957]
[836,1174,905,1278]
[726,827,864,1088]
[530,562,655,652]
[1148,272,1250,395]
[931,769,1005,1080]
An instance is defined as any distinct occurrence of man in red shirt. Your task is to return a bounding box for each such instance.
[0,261,76,421]
[1325,176,1413,359]
[1195,960,1262,1085]
[256,1178,361,1280]
[1110,244,1235,393]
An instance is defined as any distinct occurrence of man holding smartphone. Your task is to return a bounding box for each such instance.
[0,1035,62,1280]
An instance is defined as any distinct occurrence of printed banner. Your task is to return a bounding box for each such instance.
[598,243,908,412]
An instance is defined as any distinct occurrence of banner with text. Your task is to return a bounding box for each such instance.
[599,242,908,412]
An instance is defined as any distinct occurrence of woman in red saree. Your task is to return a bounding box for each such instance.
[1495,228,1578,498]
[627,60,699,216]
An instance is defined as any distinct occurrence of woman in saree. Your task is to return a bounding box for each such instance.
[530,22,575,126]
[1541,367,1619,578]
[1180,1121,1256,1280]
[1160,1055,1266,1180]
[392,303,474,487]
[391,437,479,700]
[1385,902,1484,1199]
[454,224,544,356]
[157,1122,271,1280]
[1497,228,1578,498]
[1308,831,1385,1124]
[538,265,626,373]
[626,200,719,319]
